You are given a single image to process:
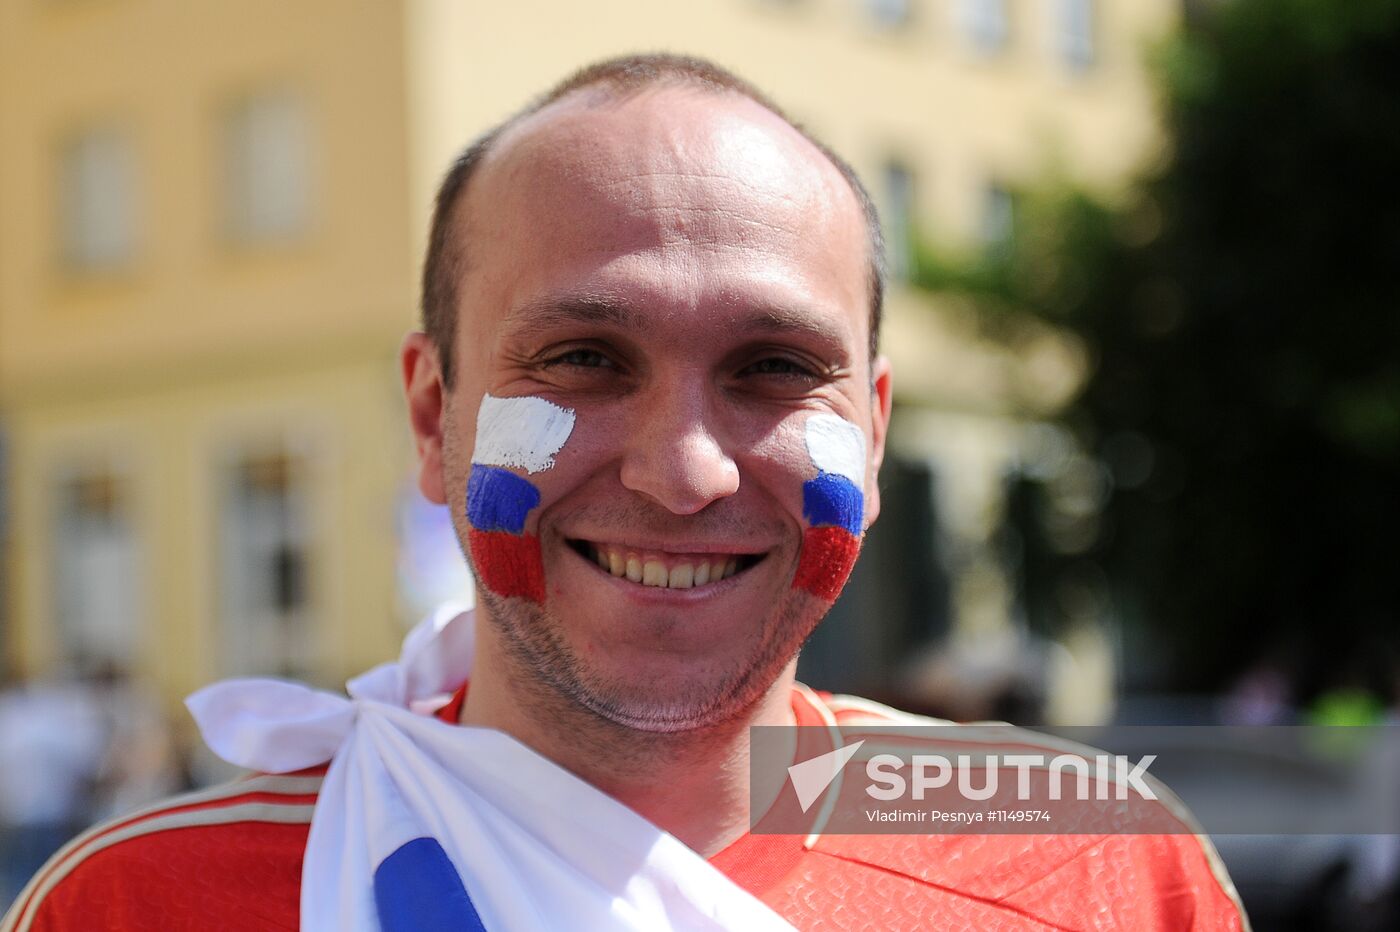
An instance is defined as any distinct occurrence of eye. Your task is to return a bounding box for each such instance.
[740,356,819,379]
[545,348,616,369]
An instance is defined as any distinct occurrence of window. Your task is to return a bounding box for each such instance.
[981,182,1016,252]
[865,0,912,30]
[51,470,141,668]
[58,127,137,272]
[1055,0,1096,70]
[882,160,916,280]
[222,91,310,243]
[218,451,312,676]
[957,0,1008,53]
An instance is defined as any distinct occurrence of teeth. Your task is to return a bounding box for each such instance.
[642,560,667,587]
[588,545,748,589]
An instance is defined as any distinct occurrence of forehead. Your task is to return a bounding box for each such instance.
[455,86,869,356]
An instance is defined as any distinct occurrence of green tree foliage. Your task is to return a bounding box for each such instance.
[916,0,1400,692]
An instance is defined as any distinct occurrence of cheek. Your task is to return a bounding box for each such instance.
[792,527,861,601]
[466,466,540,533]
[738,420,865,602]
[468,530,546,603]
[465,465,546,603]
[463,393,577,604]
[802,473,864,535]
[461,432,607,604]
[791,472,864,601]
[790,413,867,601]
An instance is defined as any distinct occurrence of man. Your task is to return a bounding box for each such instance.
[4,54,1246,930]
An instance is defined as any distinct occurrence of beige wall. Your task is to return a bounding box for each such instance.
[0,0,416,707]
[0,0,415,397]
[5,357,405,692]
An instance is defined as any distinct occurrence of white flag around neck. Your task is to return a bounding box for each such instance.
[186,605,795,932]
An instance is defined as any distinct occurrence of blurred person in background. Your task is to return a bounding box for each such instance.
[5,55,1245,931]
[0,669,105,909]
[82,662,185,824]
[0,661,182,913]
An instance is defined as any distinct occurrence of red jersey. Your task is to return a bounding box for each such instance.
[4,687,1245,931]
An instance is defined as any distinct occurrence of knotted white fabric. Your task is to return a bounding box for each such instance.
[186,605,795,932]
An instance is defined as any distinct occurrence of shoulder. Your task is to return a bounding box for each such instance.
[804,688,958,727]
[793,688,1249,929]
[799,830,1247,929]
[2,770,323,932]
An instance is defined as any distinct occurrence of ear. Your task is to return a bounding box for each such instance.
[863,355,894,528]
[401,331,448,505]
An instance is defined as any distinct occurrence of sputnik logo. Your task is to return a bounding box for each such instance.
[787,740,866,813]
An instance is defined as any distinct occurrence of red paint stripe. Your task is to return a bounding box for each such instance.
[792,526,860,601]
[468,530,546,602]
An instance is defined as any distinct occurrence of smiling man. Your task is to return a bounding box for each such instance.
[394,58,896,873]
[5,55,1247,931]
[399,59,891,861]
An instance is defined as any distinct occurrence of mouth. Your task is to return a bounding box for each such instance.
[567,539,766,590]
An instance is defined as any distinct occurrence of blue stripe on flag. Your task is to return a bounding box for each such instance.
[466,465,540,534]
[373,837,487,932]
[802,472,864,535]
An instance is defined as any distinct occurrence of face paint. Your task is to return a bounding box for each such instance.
[472,394,575,474]
[792,413,866,601]
[466,394,576,602]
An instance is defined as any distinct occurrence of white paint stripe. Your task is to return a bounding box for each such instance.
[472,393,575,473]
[7,800,316,932]
[804,414,866,486]
[1,777,321,932]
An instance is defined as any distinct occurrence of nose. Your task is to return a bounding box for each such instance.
[619,384,740,515]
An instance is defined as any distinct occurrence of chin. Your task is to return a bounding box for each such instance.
[478,581,824,734]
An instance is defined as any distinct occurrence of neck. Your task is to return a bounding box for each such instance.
[459,631,797,857]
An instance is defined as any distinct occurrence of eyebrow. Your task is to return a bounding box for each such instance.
[502,293,852,355]
[737,306,848,345]
[501,295,644,339]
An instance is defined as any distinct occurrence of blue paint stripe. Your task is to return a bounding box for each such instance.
[467,465,540,534]
[803,472,864,535]
[374,837,488,932]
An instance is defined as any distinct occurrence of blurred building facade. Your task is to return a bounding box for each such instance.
[0,0,1179,725]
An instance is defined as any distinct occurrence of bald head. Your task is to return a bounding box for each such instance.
[420,54,886,387]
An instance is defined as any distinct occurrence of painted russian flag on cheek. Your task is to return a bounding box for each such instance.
[465,394,575,604]
[792,414,867,602]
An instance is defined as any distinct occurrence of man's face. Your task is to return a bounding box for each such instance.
[414,87,891,732]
